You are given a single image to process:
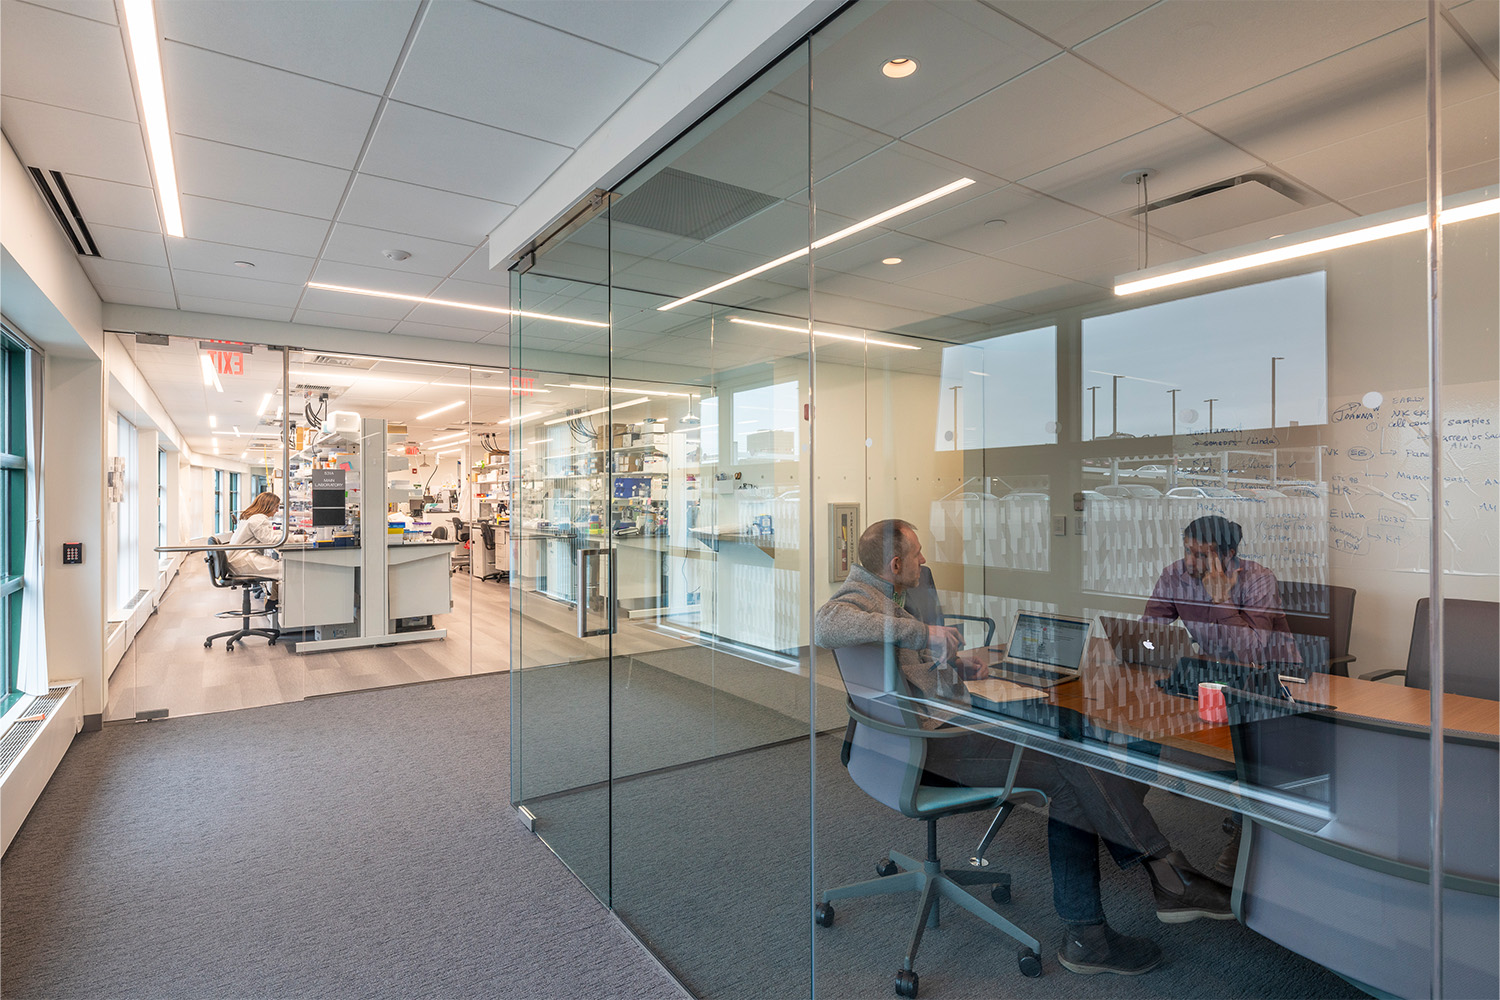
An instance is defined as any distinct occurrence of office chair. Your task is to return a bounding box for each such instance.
[817,643,1046,997]
[906,566,995,646]
[1275,582,1356,676]
[1361,598,1499,700]
[451,517,472,575]
[1229,694,1498,998]
[203,539,279,651]
[432,526,448,540]
[478,521,506,583]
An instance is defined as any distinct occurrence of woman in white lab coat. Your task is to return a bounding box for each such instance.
[229,492,283,608]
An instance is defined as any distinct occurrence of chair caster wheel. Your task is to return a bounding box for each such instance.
[204,639,213,648]
[226,642,236,651]
[876,857,899,877]
[268,638,277,646]
[894,968,918,998]
[1018,948,1042,978]
[991,884,1011,905]
[813,902,834,927]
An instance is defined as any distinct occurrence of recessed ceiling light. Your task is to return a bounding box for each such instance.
[417,400,464,420]
[882,57,918,79]
[881,257,902,265]
[121,0,183,238]
[233,260,255,269]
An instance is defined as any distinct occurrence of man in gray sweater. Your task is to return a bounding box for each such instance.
[814,519,1232,976]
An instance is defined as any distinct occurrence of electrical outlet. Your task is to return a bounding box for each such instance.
[1051,514,1066,537]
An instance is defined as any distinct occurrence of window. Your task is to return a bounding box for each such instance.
[214,470,223,535]
[1,334,26,705]
[115,414,138,617]
[228,472,241,527]
[157,449,167,550]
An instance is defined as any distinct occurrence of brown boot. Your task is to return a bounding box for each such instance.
[1145,850,1234,923]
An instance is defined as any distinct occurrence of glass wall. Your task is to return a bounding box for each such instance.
[510,2,1498,997]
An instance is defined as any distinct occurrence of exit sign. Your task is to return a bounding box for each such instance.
[511,376,535,395]
[206,350,243,375]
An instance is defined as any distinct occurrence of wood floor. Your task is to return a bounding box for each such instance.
[108,565,692,723]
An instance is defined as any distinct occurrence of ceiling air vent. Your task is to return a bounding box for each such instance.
[27,167,100,257]
[307,354,376,369]
[611,168,778,241]
[1131,174,1308,242]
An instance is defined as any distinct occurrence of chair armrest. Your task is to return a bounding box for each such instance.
[1328,654,1356,665]
[1360,668,1405,682]
[941,613,996,648]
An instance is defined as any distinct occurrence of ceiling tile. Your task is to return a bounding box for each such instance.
[892,253,1071,307]
[1448,0,1498,64]
[987,0,1155,48]
[93,283,177,309]
[813,150,997,237]
[1018,117,1265,218]
[297,288,413,321]
[481,0,719,63]
[310,259,442,297]
[0,97,150,185]
[430,277,509,309]
[1,1,137,119]
[446,251,509,285]
[392,0,652,147]
[1190,21,1493,167]
[994,217,1192,285]
[402,302,505,332]
[339,174,513,245]
[905,54,1175,182]
[174,136,350,219]
[175,294,294,323]
[362,101,569,204]
[392,318,503,341]
[163,41,380,168]
[60,175,161,233]
[1076,0,1425,113]
[172,269,304,306]
[1183,201,1357,254]
[815,231,972,281]
[322,223,477,278]
[81,256,173,292]
[19,0,116,25]
[157,0,418,93]
[898,183,1096,256]
[788,0,1058,140]
[286,307,398,334]
[167,239,315,285]
[90,222,169,267]
[181,195,330,257]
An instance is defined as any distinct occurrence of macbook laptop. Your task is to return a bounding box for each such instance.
[989,611,1092,688]
[1101,616,1196,669]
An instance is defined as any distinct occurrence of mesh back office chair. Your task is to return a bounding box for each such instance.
[816,643,1047,997]
[478,521,506,583]
[1276,582,1357,676]
[906,567,996,647]
[1361,598,1499,701]
[203,535,279,651]
[1229,698,1498,998]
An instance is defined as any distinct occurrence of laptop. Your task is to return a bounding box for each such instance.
[1101,616,1196,669]
[989,611,1092,688]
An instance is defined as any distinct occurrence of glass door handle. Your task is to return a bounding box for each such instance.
[577,547,616,638]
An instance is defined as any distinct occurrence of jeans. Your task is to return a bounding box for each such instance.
[924,728,1172,926]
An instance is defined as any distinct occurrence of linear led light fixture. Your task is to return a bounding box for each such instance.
[544,397,650,426]
[305,282,608,329]
[658,177,976,311]
[256,393,273,416]
[417,400,464,420]
[200,353,223,392]
[209,415,217,427]
[728,317,921,351]
[430,430,468,444]
[547,382,693,398]
[435,448,461,456]
[121,0,184,237]
[1115,188,1500,296]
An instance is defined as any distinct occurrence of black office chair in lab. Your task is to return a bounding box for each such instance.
[1361,598,1499,700]
[203,538,279,651]
[478,521,506,583]
[906,566,996,646]
[451,517,471,575]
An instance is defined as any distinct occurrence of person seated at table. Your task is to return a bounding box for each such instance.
[229,492,284,613]
[814,519,1232,976]
[1143,515,1300,669]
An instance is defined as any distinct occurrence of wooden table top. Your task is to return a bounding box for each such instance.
[972,642,1499,764]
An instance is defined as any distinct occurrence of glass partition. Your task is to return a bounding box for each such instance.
[507,2,1498,998]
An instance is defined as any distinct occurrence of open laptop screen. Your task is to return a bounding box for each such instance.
[1009,612,1091,671]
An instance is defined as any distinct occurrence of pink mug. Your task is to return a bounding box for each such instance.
[1198,682,1228,724]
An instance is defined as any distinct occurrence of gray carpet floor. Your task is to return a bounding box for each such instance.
[1,675,687,1000]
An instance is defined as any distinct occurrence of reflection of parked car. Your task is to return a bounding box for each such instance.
[1237,488,1286,499]
[1167,486,1239,499]
[1097,484,1162,498]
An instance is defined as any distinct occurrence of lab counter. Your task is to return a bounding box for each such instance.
[281,541,455,649]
